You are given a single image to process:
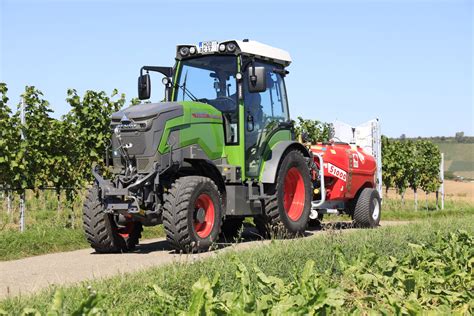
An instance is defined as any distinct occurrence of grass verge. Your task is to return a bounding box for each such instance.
[1,213,472,314]
[0,224,164,261]
[1,200,472,262]
[322,199,474,222]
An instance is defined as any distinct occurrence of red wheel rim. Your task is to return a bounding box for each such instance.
[283,167,305,221]
[118,222,134,238]
[193,193,215,238]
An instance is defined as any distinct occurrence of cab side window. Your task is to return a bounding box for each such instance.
[244,63,289,127]
[243,61,290,177]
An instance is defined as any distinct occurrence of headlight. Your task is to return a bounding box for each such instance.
[179,47,190,56]
[226,43,236,52]
[219,44,226,52]
[189,46,196,54]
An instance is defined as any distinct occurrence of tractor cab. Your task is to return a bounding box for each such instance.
[138,40,293,180]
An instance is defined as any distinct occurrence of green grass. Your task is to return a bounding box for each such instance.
[0,227,87,261]
[0,205,165,261]
[0,190,167,261]
[449,160,474,172]
[1,213,473,314]
[0,225,165,261]
[435,142,474,162]
[323,198,474,222]
[381,199,474,220]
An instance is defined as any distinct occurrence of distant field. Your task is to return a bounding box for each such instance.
[384,179,474,203]
[434,142,474,179]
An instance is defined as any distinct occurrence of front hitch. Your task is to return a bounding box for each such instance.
[92,164,128,199]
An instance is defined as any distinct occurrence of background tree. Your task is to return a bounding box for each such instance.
[381,136,395,194]
[391,140,411,205]
[406,141,424,210]
[418,140,442,209]
[293,117,331,144]
[17,86,59,191]
[65,89,126,184]
[455,131,465,143]
[0,83,21,213]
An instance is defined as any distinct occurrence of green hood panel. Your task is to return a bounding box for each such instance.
[159,101,225,160]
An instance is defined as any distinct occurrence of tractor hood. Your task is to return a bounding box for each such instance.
[111,102,183,122]
[110,102,184,173]
[110,101,224,174]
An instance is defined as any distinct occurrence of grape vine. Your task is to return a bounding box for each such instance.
[0,84,443,218]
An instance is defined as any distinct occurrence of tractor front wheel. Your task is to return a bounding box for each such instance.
[83,186,142,253]
[352,188,381,228]
[163,176,223,253]
[256,150,312,238]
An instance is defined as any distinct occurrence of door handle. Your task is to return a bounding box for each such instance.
[246,112,255,132]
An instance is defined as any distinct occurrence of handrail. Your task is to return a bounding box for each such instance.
[311,153,326,209]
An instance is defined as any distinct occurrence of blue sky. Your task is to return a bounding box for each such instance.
[0,0,472,137]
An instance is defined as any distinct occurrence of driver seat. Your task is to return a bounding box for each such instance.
[244,92,263,128]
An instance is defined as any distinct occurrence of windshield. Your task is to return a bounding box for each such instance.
[175,56,238,114]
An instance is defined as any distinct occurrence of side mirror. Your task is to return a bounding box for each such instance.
[247,66,266,93]
[138,74,151,100]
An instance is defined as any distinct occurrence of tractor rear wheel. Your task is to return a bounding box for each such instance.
[83,186,142,253]
[352,188,381,228]
[163,176,223,253]
[255,150,312,238]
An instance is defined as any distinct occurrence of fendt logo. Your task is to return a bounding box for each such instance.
[192,113,222,120]
[117,114,139,129]
[121,114,131,123]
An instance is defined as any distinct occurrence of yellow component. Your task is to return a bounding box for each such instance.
[311,145,322,150]
[223,167,228,172]
[330,149,336,154]
[313,188,320,194]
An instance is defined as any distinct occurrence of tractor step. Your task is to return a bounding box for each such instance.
[246,181,271,201]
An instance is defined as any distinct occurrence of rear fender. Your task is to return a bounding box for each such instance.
[260,141,311,184]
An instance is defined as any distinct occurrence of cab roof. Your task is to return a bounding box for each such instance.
[176,39,292,67]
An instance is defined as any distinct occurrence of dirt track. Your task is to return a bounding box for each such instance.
[0,221,407,299]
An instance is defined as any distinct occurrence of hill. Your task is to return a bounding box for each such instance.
[389,136,474,180]
[433,142,474,180]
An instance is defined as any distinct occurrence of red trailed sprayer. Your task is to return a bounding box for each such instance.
[307,119,382,227]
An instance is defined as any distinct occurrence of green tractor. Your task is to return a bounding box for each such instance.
[83,39,314,253]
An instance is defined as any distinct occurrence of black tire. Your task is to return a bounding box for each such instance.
[83,186,142,253]
[162,176,223,253]
[352,188,381,228]
[308,213,324,228]
[220,217,245,241]
[255,150,312,238]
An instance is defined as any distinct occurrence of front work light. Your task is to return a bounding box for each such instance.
[179,47,190,56]
[226,43,236,52]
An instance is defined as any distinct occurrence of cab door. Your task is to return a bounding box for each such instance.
[243,61,292,178]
